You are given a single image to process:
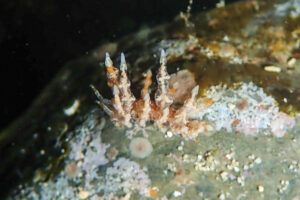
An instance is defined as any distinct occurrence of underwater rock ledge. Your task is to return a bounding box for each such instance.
[1,0,300,199]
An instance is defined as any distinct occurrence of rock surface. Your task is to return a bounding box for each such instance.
[2,0,300,199]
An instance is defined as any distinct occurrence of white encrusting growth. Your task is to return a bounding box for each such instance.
[191,82,295,137]
[17,115,151,199]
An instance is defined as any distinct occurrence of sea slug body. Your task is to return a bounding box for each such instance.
[91,50,295,139]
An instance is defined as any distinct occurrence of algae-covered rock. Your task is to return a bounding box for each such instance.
[2,0,300,199]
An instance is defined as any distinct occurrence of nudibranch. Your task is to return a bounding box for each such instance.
[91,50,212,139]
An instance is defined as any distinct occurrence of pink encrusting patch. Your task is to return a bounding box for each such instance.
[129,137,153,159]
[169,69,196,104]
[270,112,295,138]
